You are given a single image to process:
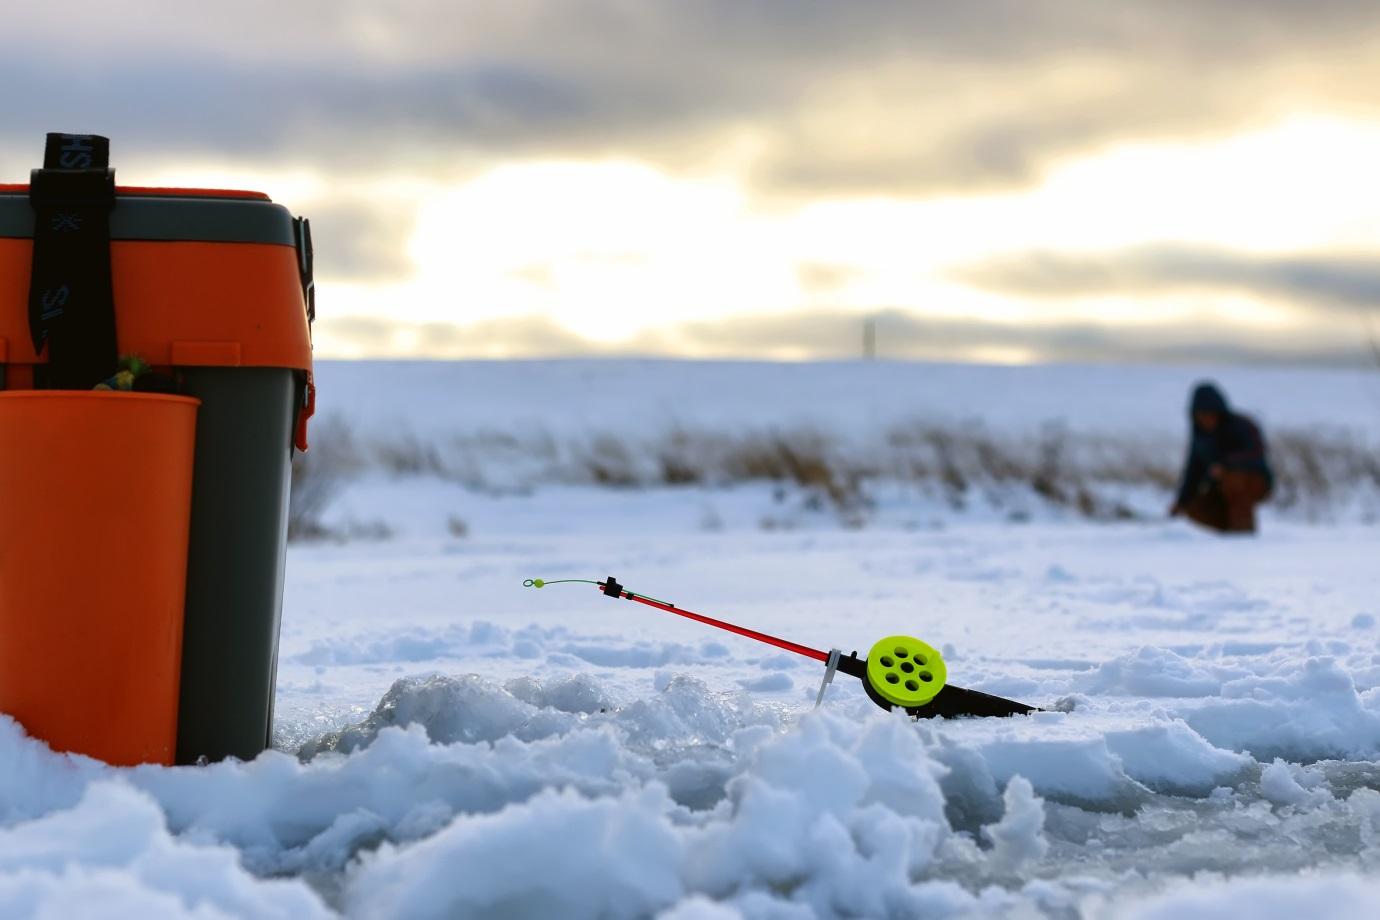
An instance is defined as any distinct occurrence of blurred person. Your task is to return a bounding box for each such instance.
[1170,382,1272,534]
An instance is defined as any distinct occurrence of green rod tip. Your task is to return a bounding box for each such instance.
[523,579,545,588]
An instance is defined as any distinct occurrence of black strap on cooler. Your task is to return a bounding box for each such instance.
[27,133,119,390]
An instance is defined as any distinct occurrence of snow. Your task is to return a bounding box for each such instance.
[980,776,1049,872]
[1258,758,1313,806]
[311,359,1380,441]
[0,781,330,919]
[1121,874,1380,920]
[345,786,685,920]
[4,358,1380,917]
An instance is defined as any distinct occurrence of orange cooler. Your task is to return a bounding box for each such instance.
[0,133,314,764]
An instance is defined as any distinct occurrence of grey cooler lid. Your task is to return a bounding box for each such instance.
[0,187,297,246]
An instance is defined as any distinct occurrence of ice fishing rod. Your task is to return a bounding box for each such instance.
[524,576,1037,719]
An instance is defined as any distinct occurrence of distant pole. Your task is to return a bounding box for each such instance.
[863,317,876,360]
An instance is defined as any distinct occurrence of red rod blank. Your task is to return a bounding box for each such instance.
[608,587,830,663]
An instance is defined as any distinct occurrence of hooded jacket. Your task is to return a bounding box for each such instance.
[1176,383,1273,506]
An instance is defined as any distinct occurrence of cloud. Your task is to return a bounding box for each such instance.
[320,314,594,358]
[306,202,417,281]
[652,308,1370,365]
[315,307,1374,366]
[7,2,1379,368]
[796,263,864,293]
[954,246,1380,312]
[4,1,1380,195]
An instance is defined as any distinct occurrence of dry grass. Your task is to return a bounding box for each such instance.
[288,411,1380,534]
[288,415,362,541]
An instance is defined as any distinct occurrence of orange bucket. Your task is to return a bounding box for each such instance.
[0,391,198,765]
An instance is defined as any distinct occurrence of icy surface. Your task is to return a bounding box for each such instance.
[3,359,1380,918]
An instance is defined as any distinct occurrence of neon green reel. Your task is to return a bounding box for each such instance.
[865,635,947,707]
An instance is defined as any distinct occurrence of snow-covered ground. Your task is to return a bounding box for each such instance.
[311,359,1380,440]
[5,360,1380,918]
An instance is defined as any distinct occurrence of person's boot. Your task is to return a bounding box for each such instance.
[1219,471,1266,534]
[1182,488,1229,532]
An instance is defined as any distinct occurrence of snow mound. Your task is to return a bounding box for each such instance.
[346,786,683,920]
[1184,657,1380,761]
[1070,647,1380,765]
[980,776,1048,873]
[147,724,653,880]
[932,711,1247,811]
[1086,646,1225,698]
[504,673,615,714]
[7,664,1380,917]
[1258,758,1327,807]
[298,671,784,758]
[298,674,580,756]
[0,781,328,919]
[1102,721,1254,796]
[1120,872,1380,919]
[966,728,1146,811]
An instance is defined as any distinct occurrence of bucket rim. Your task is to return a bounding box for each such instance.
[0,390,201,407]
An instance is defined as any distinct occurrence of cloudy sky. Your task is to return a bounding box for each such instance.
[5,0,1380,364]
